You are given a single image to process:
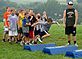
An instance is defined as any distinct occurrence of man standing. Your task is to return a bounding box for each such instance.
[18,10,25,42]
[63,1,78,46]
[8,8,18,43]
[3,7,11,42]
[28,9,37,44]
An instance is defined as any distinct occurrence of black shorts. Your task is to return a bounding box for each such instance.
[23,33,29,37]
[18,27,23,34]
[34,29,40,36]
[65,26,76,36]
[40,31,46,37]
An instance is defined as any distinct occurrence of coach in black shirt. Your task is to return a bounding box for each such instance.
[63,1,78,46]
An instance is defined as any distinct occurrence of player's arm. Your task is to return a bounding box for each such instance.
[32,21,47,27]
[17,18,20,29]
[51,21,56,24]
[31,22,39,27]
[51,21,60,26]
[3,13,7,26]
[8,17,10,30]
[63,10,66,28]
[30,16,33,20]
[3,13,6,22]
[74,10,78,27]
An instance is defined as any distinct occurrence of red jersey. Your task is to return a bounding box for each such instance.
[3,11,11,27]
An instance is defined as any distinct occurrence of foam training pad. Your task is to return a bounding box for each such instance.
[43,45,78,55]
[24,44,56,51]
[65,50,82,58]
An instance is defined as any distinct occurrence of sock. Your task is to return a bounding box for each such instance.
[27,43,29,45]
[68,41,71,44]
[74,41,76,44]
[7,39,9,41]
[10,36,12,41]
[20,39,22,42]
[34,41,37,44]
[16,39,21,42]
[3,39,5,42]
[30,40,33,43]
[17,39,19,42]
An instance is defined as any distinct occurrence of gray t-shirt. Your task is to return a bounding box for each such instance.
[8,14,18,31]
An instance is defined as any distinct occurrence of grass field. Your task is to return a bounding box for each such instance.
[0,22,82,59]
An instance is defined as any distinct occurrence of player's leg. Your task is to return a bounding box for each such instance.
[6,31,9,41]
[65,27,71,46]
[42,31,50,39]
[14,30,18,43]
[2,32,6,42]
[9,30,13,43]
[29,30,35,44]
[2,27,8,42]
[67,35,71,45]
[72,27,78,46]
[18,28,22,42]
[25,33,30,45]
[20,35,25,46]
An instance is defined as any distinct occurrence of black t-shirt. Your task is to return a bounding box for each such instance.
[28,15,37,31]
[66,8,75,27]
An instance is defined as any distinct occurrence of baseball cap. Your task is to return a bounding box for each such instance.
[68,1,73,5]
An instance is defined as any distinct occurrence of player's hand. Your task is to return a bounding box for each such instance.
[29,23,31,26]
[63,24,66,28]
[31,25,33,27]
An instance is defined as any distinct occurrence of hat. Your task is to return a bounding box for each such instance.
[68,1,73,5]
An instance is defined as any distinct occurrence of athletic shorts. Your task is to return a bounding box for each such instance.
[34,29,40,36]
[23,33,29,37]
[29,30,34,39]
[4,26,8,31]
[18,27,23,34]
[65,26,76,36]
[9,30,18,36]
[4,27,9,34]
[40,31,46,37]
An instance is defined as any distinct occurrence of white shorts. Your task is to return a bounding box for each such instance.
[9,30,18,36]
[4,26,9,32]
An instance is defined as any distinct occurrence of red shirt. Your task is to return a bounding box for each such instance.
[3,12,11,27]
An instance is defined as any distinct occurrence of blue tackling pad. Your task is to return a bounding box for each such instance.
[43,45,78,55]
[24,44,56,52]
[65,50,82,59]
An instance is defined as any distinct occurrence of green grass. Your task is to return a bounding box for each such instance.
[0,22,82,59]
